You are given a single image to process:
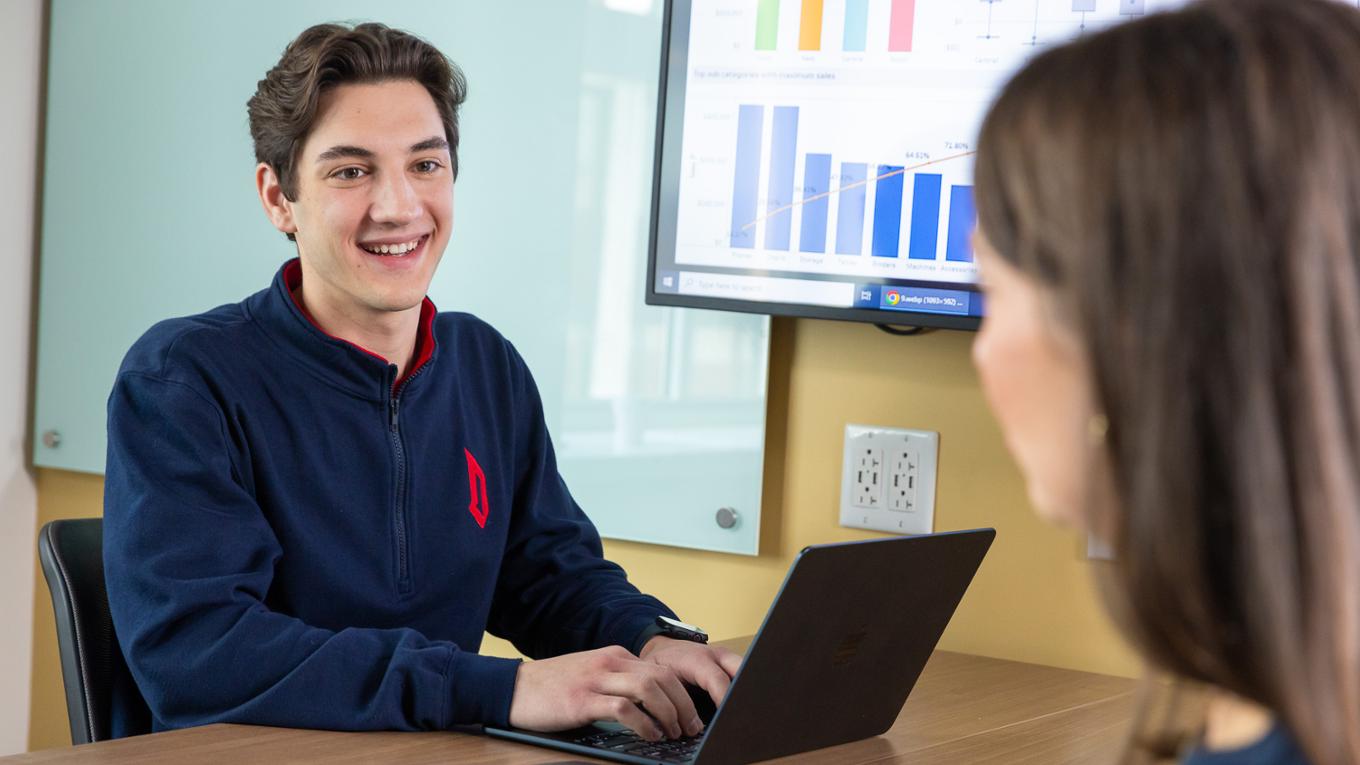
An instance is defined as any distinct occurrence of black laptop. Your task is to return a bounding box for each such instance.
[485,528,995,765]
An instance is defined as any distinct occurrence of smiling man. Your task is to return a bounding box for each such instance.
[102,22,738,742]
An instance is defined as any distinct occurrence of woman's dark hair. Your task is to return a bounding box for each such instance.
[975,1,1360,763]
[247,22,467,204]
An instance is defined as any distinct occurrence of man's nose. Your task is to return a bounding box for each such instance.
[370,171,422,224]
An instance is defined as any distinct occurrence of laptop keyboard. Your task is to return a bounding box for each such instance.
[573,728,704,763]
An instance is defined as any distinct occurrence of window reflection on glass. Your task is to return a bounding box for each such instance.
[559,4,768,471]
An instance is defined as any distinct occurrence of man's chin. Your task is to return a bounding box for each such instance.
[377,299,427,314]
[360,289,429,315]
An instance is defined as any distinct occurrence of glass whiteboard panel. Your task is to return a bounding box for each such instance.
[33,0,768,554]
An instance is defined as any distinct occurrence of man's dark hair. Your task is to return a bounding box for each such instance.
[247,22,467,205]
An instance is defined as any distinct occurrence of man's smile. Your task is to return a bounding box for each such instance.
[358,233,430,257]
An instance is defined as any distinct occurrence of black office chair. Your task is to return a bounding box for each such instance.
[38,517,151,743]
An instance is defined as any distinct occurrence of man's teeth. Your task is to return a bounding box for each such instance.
[360,237,422,256]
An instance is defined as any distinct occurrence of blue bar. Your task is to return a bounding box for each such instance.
[800,153,832,253]
[729,105,764,249]
[871,166,905,258]
[843,0,869,52]
[945,185,976,262]
[908,173,942,260]
[835,163,868,255]
[764,106,800,251]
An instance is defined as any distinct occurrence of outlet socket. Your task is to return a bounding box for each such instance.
[886,447,917,512]
[852,445,883,508]
[840,424,938,535]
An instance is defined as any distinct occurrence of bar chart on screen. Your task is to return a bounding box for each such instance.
[670,0,1192,288]
[725,111,978,264]
[675,96,981,283]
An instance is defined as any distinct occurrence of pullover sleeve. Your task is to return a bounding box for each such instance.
[486,351,678,659]
[103,370,521,731]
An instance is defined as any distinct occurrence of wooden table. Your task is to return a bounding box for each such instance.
[5,649,1139,764]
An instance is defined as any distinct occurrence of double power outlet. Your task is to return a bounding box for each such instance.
[840,424,939,535]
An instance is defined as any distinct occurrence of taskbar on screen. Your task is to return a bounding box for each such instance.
[653,269,983,319]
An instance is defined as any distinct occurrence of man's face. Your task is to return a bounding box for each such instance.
[274,79,453,321]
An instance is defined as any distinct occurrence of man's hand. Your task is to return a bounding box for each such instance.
[639,637,743,710]
[508,646,704,741]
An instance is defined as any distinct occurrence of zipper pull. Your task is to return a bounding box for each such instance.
[387,364,400,431]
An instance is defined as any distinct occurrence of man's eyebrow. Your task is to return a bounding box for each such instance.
[410,136,449,153]
[315,145,373,162]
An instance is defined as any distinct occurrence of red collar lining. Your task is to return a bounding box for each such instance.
[282,259,436,391]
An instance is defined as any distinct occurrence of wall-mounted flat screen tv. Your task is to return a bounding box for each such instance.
[647,0,1186,329]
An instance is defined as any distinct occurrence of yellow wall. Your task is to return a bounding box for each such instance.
[27,317,1139,751]
[29,469,104,751]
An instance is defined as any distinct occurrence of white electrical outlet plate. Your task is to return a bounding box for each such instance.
[840,424,939,535]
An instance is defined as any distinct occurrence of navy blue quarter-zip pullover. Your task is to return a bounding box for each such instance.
[103,259,675,736]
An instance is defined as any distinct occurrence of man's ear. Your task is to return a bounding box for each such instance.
[256,163,298,236]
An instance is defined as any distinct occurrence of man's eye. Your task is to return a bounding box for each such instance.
[333,167,366,180]
[414,160,441,174]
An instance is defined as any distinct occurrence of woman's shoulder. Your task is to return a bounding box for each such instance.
[1182,724,1310,765]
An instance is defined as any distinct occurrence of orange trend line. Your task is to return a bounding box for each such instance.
[740,150,977,232]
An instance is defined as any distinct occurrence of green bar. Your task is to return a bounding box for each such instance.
[756,0,780,50]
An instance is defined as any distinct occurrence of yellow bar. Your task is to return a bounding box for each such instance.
[799,0,824,51]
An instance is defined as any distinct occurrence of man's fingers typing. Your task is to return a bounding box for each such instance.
[596,670,683,739]
[652,667,703,737]
[696,663,733,707]
[714,646,743,678]
[590,694,664,741]
[507,644,736,740]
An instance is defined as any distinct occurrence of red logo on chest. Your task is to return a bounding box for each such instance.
[465,448,490,529]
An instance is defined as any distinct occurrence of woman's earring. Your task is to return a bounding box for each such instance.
[1088,413,1109,446]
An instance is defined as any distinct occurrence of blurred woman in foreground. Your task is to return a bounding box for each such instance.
[972,1,1360,763]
